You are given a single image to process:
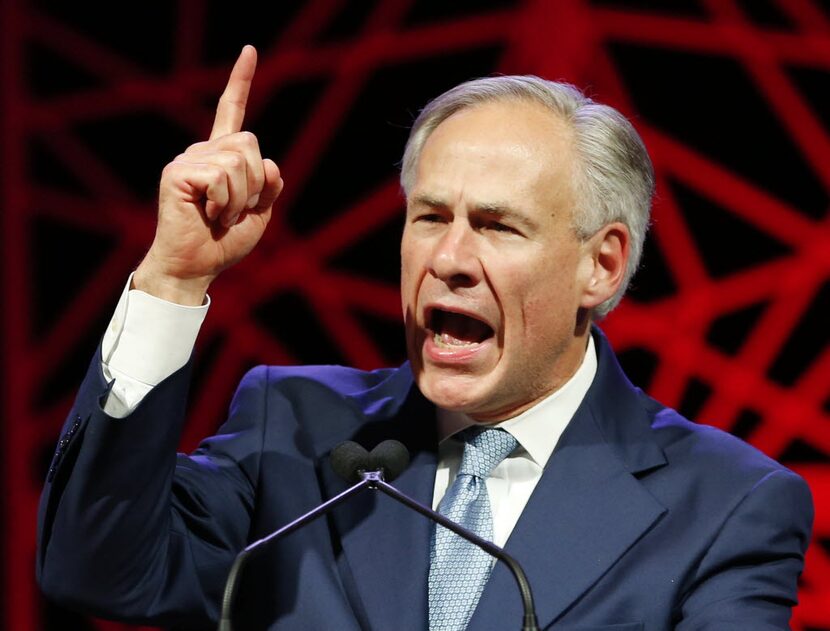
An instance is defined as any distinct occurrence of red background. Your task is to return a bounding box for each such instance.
[1,0,828,628]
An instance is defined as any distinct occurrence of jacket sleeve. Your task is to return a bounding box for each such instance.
[37,346,269,628]
[676,467,814,630]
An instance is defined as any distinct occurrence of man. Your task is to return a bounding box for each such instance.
[38,46,812,630]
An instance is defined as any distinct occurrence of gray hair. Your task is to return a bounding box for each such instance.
[400,75,654,319]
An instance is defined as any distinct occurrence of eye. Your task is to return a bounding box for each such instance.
[415,213,445,223]
[487,220,521,235]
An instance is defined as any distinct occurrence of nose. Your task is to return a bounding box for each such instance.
[428,221,482,288]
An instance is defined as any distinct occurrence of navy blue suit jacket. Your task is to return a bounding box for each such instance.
[37,329,812,630]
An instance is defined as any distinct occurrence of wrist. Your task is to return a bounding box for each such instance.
[133,259,212,306]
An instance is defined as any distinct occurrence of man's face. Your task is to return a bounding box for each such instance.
[401,99,599,422]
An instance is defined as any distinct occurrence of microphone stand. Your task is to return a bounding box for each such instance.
[218,469,540,631]
[217,477,371,631]
[365,471,540,631]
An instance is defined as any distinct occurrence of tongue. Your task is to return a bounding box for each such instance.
[437,312,492,345]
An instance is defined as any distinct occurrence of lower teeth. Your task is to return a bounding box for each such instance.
[434,332,477,348]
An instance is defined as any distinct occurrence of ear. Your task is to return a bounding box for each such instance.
[578,222,630,310]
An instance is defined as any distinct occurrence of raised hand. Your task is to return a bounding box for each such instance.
[134,45,283,305]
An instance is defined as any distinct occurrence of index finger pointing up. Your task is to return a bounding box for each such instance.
[210,45,257,140]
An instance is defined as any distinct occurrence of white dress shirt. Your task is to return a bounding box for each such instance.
[432,336,596,547]
[101,277,597,547]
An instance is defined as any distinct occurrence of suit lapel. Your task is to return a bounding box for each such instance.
[322,365,438,631]
[467,406,666,629]
[468,329,668,630]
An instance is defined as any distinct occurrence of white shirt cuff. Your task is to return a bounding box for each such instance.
[101,274,209,416]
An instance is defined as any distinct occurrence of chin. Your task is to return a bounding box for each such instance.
[418,379,467,410]
[415,370,489,414]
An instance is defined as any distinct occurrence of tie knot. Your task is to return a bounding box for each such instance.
[457,427,518,479]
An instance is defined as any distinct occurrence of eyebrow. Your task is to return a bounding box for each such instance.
[409,194,540,232]
[409,194,448,210]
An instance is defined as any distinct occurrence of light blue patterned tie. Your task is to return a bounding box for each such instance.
[429,427,518,631]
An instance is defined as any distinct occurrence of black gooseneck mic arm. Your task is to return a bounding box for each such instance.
[365,470,540,631]
[217,475,371,631]
[218,441,398,630]
[217,440,540,631]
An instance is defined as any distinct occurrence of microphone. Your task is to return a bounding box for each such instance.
[330,441,370,483]
[367,439,410,481]
[218,440,539,631]
[330,440,410,483]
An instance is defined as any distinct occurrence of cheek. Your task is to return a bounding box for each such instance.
[400,275,415,324]
[507,260,578,340]
[400,244,427,319]
[400,240,416,293]
[500,273,548,338]
[521,294,565,343]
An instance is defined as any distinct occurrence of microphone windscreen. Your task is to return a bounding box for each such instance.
[331,441,371,483]
[369,440,411,482]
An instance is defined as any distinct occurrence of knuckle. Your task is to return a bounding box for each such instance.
[185,140,207,153]
[239,131,258,148]
[206,165,226,186]
[226,153,245,169]
[161,162,180,178]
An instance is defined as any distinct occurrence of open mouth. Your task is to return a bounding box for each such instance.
[428,308,494,348]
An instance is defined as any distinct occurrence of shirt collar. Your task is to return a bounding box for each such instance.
[435,334,598,468]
